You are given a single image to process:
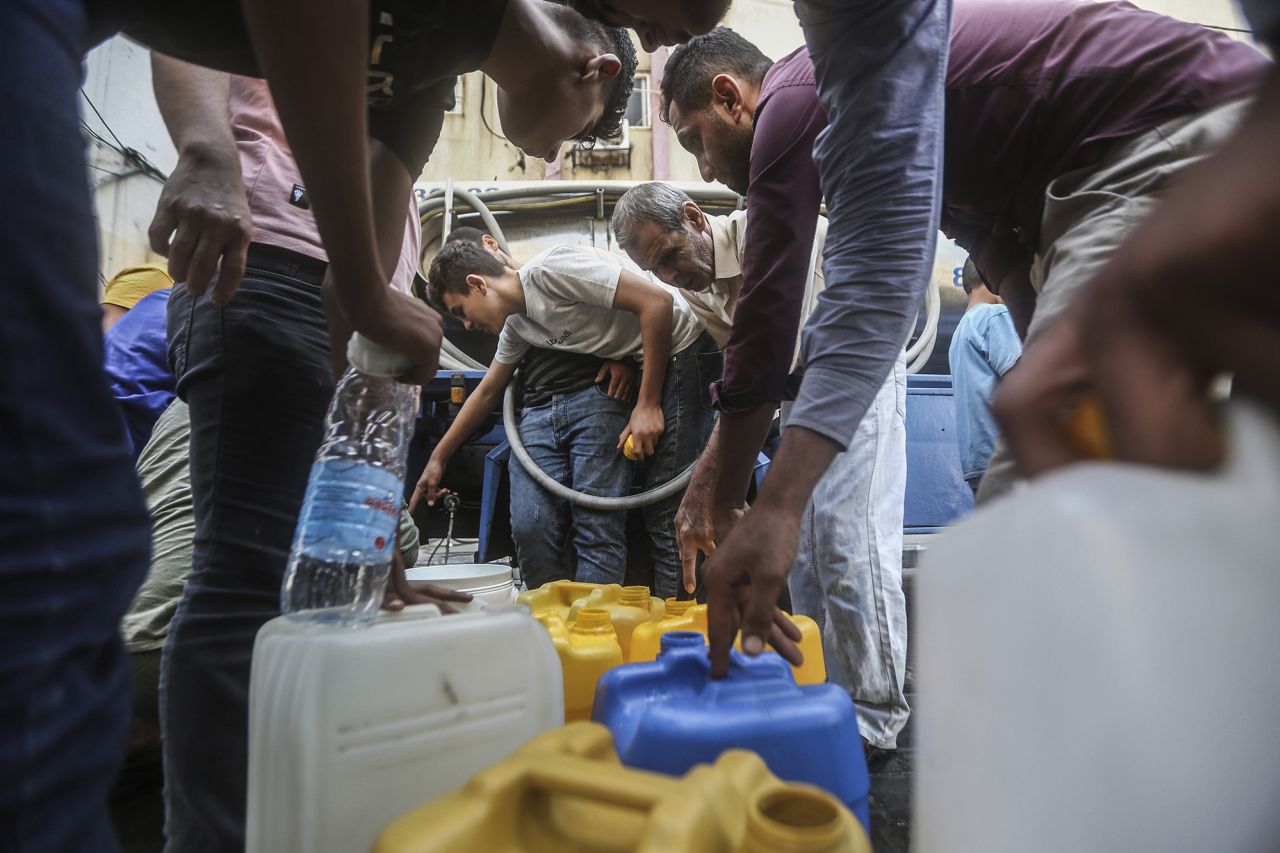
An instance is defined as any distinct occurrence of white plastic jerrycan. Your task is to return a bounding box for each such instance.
[246,603,563,853]
[916,402,1280,853]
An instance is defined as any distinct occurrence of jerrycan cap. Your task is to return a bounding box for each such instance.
[660,631,706,654]
[572,608,616,633]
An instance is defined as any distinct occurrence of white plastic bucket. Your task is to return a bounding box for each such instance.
[405,562,517,607]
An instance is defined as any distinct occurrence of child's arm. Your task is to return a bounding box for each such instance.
[612,269,675,459]
[409,359,518,510]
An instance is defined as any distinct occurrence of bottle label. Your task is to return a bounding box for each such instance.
[294,459,404,558]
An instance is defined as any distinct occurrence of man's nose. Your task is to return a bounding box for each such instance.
[698,159,715,183]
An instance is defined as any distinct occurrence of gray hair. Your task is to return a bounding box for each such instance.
[613,182,694,251]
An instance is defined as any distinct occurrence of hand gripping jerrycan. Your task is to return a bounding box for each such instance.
[593,632,871,831]
[628,601,827,684]
[534,608,624,721]
[373,722,871,853]
[246,604,563,853]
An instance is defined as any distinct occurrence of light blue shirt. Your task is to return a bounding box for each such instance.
[948,303,1022,483]
[786,0,951,450]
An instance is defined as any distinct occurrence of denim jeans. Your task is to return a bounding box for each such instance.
[162,246,334,852]
[641,334,721,599]
[509,385,633,589]
[0,1,150,850]
[785,352,909,748]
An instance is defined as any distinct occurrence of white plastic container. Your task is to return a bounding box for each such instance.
[404,562,517,607]
[916,403,1280,853]
[246,603,563,853]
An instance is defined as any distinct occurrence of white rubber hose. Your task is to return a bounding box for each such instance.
[905,273,941,374]
[502,382,698,510]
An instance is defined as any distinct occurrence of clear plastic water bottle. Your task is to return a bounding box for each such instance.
[281,334,420,626]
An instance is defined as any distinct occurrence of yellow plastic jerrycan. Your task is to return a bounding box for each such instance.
[374,722,871,853]
[566,585,664,659]
[627,602,827,685]
[629,597,699,662]
[519,580,618,621]
[537,609,624,722]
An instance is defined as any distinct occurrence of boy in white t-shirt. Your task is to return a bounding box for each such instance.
[414,240,719,597]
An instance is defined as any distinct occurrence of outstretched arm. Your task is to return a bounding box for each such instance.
[239,0,442,371]
[704,0,951,677]
[612,269,674,458]
[410,359,519,511]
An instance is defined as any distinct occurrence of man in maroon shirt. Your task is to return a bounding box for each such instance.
[660,29,911,752]
[997,4,1280,482]
[661,4,1267,516]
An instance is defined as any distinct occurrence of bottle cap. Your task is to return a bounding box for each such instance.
[619,586,651,608]
[664,598,695,616]
[572,608,615,633]
[347,332,414,377]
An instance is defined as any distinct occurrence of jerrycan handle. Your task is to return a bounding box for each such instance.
[525,758,666,811]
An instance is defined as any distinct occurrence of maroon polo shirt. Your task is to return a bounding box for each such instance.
[713,0,1269,413]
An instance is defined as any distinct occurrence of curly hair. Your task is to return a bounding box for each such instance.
[547,3,638,145]
[660,28,772,125]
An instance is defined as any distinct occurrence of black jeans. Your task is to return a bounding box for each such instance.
[161,246,334,851]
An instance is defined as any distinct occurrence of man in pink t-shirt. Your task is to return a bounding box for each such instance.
[149,61,459,850]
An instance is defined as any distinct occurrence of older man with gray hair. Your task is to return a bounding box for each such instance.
[614,182,910,754]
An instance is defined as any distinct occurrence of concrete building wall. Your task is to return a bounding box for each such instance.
[83,37,177,290]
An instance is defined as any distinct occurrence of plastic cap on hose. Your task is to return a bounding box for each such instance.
[347,332,414,378]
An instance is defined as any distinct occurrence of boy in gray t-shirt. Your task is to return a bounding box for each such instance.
[414,240,718,597]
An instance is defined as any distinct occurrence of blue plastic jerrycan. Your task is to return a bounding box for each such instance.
[591,631,871,831]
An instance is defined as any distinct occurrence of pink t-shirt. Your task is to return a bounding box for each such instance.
[229,77,420,293]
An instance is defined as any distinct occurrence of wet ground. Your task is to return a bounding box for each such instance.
[868,631,916,851]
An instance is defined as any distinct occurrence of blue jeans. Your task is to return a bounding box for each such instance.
[641,335,721,598]
[161,247,334,852]
[786,352,910,749]
[0,2,150,850]
[509,385,633,589]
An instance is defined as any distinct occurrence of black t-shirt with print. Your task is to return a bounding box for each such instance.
[519,347,613,410]
[89,0,508,173]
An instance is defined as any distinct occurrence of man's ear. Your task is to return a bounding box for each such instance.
[482,235,499,251]
[711,73,746,120]
[682,201,707,232]
[465,273,488,293]
[582,53,623,83]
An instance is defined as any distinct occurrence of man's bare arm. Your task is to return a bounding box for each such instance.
[240,0,441,370]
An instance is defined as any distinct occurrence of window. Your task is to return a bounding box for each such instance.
[624,73,649,129]
[447,76,465,116]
